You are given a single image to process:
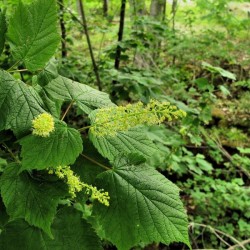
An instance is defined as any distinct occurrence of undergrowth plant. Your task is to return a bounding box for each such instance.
[0,1,190,249]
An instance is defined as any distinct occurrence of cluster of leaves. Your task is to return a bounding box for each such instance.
[83,1,250,248]
[1,0,250,249]
[0,1,191,250]
[74,1,250,249]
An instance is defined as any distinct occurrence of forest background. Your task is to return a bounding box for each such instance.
[0,0,250,249]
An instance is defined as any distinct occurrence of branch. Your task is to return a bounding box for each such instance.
[58,0,67,58]
[61,100,74,121]
[2,142,20,163]
[112,0,126,93]
[227,239,250,250]
[78,125,91,132]
[190,223,247,250]
[114,0,126,71]
[115,0,126,70]
[81,153,110,170]
[7,60,21,72]
[200,128,250,178]
[78,0,102,91]
[7,68,28,73]
[57,1,102,90]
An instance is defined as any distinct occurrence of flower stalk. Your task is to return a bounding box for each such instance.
[89,100,186,137]
[48,166,110,206]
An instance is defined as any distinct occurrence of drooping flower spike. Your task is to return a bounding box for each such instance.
[48,166,110,206]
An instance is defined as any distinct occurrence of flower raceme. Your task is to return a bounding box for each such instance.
[32,113,55,137]
[48,166,110,206]
[90,100,186,137]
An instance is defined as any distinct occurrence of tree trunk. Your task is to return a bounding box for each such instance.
[171,0,178,65]
[150,0,166,20]
[58,0,67,58]
[103,0,108,17]
[150,0,166,61]
[162,0,167,21]
[128,0,150,69]
[114,0,126,71]
[129,0,146,16]
[111,0,126,99]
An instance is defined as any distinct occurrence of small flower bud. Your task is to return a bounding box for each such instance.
[32,113,55,137]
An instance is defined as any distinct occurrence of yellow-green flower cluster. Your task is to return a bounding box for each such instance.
[90,99,186,137]
[83,184,110,207]
[32,113,55,137]
[48,166,110,206]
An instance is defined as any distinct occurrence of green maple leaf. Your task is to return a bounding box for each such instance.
[0,70,45,136]
[36,59,59,87]
[0,164,67,237]
[89,128,158,161]
[0,207,102,250]
[44,76,114,114]
[7,0,60,71]
[46,207,103,250]
[19,121,83,171]
[93,157,190,250]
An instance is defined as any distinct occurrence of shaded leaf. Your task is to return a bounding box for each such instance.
[37,59,59,87]
[20,121,83,171]
[7,0,60,71]
[0,70,45,136]
[37,88,62,118]
[0,207,102,250]
[47,207,103,250]
[0,198,9,229]
[219,85,231,97]
[0,219,47,250]
[72,139,108,185]
[0,164,67,236]
[196,154,213,172]
[0,10,7,55]
[202,62,236,80]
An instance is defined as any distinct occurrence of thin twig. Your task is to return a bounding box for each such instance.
[61,100,74,121]
[189,231,199,249]
[8,69,28,73]
[213,229,232,248]
[190,223,246,250]
[57,0,102,90]
[78,0,102,91]
[7,60,20,72]
[227,239,250,250]
[78,125,91,132]
[2,142,20,163]
[57,0,82,25]
[200,128,250,178]
[81,153,110,170]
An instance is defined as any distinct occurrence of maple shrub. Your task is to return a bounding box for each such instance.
[0,0,190,249]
